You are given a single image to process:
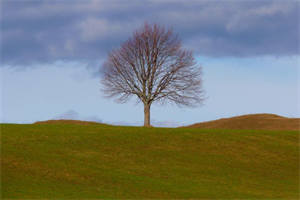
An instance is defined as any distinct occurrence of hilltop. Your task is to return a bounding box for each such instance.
[186,113,300,131]
[33,113,300,130]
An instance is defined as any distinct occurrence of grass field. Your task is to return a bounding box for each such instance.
[1,123,299,199]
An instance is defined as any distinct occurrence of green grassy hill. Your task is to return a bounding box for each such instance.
[1,123,299,199]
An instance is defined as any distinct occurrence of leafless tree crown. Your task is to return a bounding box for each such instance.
[101,23,204,107]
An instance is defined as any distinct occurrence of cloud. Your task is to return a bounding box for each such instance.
[108,119,183,127]
[53,109,102,123]
[1,0,299,66]
[151,120,183,127]
[77,18,127,42]
[53,110,80,120]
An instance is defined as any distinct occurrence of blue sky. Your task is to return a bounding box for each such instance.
[1,0,299,126]
[1,56,298,126]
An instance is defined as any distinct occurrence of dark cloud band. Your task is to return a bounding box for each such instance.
[1,0,299,66]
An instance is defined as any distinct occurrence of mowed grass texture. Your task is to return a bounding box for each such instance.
[1,123,299,199]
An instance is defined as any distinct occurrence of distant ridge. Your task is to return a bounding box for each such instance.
[185,113,300,131]
[34,119,104,125]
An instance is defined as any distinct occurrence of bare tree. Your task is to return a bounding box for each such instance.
[101,23,204,127]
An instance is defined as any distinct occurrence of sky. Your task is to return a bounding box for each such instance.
[1,0,299,126]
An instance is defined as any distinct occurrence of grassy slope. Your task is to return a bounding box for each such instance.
[186,113,300,131]
[1,123,299,199]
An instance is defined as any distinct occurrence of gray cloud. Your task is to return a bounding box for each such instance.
[54,110,80,120]
[108,119,182,127]
[54,109,103,123]
[151,119,183,127]
[1,0,299,66]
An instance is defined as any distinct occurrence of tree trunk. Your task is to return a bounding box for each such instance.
[144,103,151,127]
